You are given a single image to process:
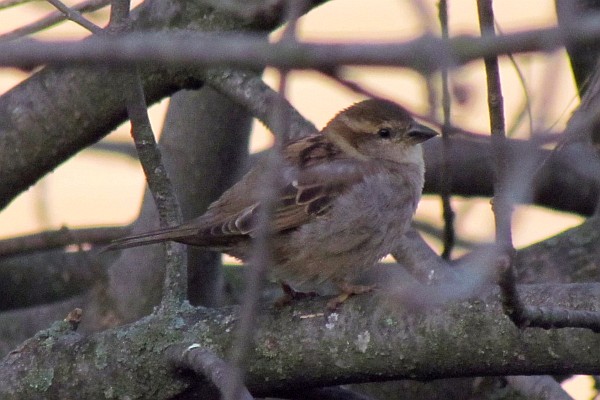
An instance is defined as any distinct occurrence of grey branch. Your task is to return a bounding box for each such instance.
[2,284,600,398]
[0,0,109,41]
[167,344,253,400]
[2,16,600,69]
[0,0,328,211]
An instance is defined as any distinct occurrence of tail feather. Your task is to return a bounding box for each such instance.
[103,226,199,251]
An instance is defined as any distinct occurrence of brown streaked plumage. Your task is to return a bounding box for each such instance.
[107,99,437,308]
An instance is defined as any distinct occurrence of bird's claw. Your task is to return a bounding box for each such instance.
[326,282,376,310]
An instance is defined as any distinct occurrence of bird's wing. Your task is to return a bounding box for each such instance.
[200,134,387,237]
[105,135,388,250]
[201,161,383,237]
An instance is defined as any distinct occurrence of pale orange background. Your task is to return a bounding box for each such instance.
[0,1,590,397]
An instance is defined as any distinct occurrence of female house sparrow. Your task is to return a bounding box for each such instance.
[108,99,437,307]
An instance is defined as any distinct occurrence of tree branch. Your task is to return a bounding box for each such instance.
[2,283,600,398]
[167,344,253,400]
[46,0,103,33]
[0,226,128,257]
[0,0,328,211]
[437,0,456,260]
[422,135,600,215]
[205,68,318,140]
[4,17,600,69]
[0,0,109,41]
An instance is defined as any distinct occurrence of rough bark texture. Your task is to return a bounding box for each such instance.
[2,216,600,396]
[0,0,331,356]
[0,0,328,210]
[106,86,252,323]
[1,283,599,399]
[2,1,600,398]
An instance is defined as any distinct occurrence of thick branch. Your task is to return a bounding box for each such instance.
[555,0,600,96]
[0,0,328,211]
[2,284,600,398]
[423,135,600,215]
[0,249,111,311]
[3,133,596,313]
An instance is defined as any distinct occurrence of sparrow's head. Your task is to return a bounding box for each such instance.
[322,99,437,162]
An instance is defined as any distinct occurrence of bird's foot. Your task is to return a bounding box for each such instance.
[274,282,318,308]
[326,282,376,310]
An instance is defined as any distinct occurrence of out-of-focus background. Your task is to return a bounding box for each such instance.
[0,0,590,396]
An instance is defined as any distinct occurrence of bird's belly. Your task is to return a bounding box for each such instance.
[271,174,418,293]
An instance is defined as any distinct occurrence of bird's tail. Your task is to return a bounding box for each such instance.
[103,226,199,251]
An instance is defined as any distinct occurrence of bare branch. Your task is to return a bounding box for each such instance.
[2,284,600,398]
[438,0,455,260]
[123,69,187,307]
[0,0,109,41]
[391,228,448,285]
[422,135,599,216]
[108,0,128,23]
[46,0,103,33]
[0,249,110,311]
[168,344,253,400]
[3,18,600,69]
[477,0,525,329]
[224,3,304,399]
[0,226,128,257]
[0,0,35,10]
[111,0,187,307]
[0,0,329,213]
[205,68,317,140]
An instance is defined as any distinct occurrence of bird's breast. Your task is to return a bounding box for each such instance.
[271,166,423,292]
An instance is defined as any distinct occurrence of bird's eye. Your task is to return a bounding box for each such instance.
[377,128,391,138]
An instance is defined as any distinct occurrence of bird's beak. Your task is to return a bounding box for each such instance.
[407,122,438,143]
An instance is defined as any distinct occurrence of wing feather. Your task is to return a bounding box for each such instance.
[135,134,388,244]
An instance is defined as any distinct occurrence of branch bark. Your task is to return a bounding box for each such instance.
[105,86,253,324]
[5,18,600,69]
[0,0,328,211]
[2,283,599,398]
[423,135,600,216]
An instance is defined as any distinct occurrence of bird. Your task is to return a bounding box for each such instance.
[107,99,437,308]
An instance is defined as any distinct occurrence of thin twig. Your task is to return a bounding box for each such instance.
[318,68,385,100]
[0,226,129,257]
[223,64,287,400]
[46,0,103,34]
[111,0,187,307]
[438,0,455,260]
[318,69,445,130]
[0,0,35,10]
[477,0,526,326]
[223,3,303,399]
[494,22,533,137]
[0,0,109,41]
